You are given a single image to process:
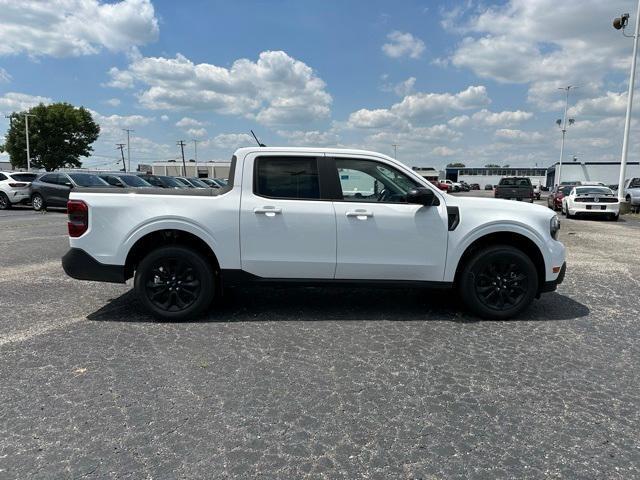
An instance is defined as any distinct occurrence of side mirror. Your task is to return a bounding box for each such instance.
[406,187,437,206]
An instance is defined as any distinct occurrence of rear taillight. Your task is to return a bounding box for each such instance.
[67,200,88,237]
[8,182,27,188]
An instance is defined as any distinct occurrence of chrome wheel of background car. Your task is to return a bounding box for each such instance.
[144,257,202,312]
[474,262,528,311]
[32,194,44,211]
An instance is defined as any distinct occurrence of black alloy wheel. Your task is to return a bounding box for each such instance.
[134,245,214,320]
[459,245,538,319]
[0,193,10,210]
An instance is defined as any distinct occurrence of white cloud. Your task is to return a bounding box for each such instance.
[0,92,51,113]
[176,117,205,128]
[348,108,402,129]
[431,146,457,157]
[105,98,121,107]
[568,92,627,117]
[0,0,159,57]
[160,115,169,121]
[0,68,10,83]
[382,76,417,96]
[391,85,490,120]
[494,129,544,144]
[448,0,632,111]
[382,31,425,59]
[186,128,207,139]
[208,133,253,149]
[277,130,339,146]
[471,109,533,127]
[448,115,470,128]
[106,50,332,126]
[91,111,154,129]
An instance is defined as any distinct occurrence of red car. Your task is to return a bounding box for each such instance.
[547,185,573,210]
[430,180,451,191]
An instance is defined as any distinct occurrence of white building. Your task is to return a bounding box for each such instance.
[144,160,232,179]
[546,161,640,186]
[449,167,548,188]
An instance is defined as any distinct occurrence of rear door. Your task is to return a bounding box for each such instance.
[240,154,336,279]
[52,174,72,206]
[330,156,449,281]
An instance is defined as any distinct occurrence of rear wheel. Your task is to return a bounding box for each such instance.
[0,192,10,210]
[459,245,538,320]
[134,245,215,321]
[31,193,45,211]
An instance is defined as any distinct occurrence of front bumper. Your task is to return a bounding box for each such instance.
[541,262,566,293]
[62,248,126,284]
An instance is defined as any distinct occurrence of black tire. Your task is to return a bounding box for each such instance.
[0,192,11,210]
[134,245,215,321]
[31,193,45,211]
[611,213,619,221]
[459,245,538,320]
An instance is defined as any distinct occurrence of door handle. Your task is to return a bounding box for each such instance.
[254,206,282,217]
[346,209,373,219]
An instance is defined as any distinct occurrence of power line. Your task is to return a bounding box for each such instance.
[177,140,187,176]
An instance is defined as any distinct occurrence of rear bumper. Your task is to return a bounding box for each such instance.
[570,203,619,214]
[541,262,566,293]
[62,248,126,284]
[9,190,30,203]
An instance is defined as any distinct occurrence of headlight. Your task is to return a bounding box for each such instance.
[550,215,560,240]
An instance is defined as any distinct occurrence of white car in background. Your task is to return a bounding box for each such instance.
[0,171,38,210]
[562,185,620,221]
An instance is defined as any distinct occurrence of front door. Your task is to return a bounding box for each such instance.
[330,157,449,281]
[240,154,336,279]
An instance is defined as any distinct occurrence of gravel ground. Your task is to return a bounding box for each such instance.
[1,201,639,479]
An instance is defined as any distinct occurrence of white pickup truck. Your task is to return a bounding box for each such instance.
[62,147,566,320]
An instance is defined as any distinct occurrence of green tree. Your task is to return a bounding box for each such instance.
[446,162,466,168]
[1,103,99,171]
[484,163,500,168]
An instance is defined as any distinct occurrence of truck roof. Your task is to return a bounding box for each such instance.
[232,146,396,161]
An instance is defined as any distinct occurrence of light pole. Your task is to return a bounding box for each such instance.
[555,86,576,186]
[122,129,134,172]
[613,4,640,201]
[24,113,35,171]
[193,139,198,176]
[392,143,399,159]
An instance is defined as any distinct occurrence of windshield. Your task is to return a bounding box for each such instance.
[120,175,152,187]
[575,187,613,195]
[188,178,208,188]
[559,186,573,195]
[68,173,109,187]
[9,173,37,182]
[159,176,186,188]
[174,177,194,187]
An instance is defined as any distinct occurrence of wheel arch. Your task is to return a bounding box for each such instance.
[124,229,220,281]
[452,231,546,293]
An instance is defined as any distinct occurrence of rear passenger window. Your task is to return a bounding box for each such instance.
[255,157,320,200]
[0,173,7,181]
[39,174,57,184]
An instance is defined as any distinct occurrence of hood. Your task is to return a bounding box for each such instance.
[445,195,554,218]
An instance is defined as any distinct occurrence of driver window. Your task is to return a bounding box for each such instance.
[335,158,419,203]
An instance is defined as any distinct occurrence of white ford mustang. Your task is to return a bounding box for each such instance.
[562,185,620,221]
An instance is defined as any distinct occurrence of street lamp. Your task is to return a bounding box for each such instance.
[24,113,35,171]
[613,4,640,201]
[555,86,576,186]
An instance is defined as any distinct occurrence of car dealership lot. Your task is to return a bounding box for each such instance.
[1,204,640,478]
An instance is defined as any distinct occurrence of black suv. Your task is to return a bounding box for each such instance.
[30,172,110,210]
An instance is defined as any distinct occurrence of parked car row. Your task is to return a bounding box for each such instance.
[0,171,228,211]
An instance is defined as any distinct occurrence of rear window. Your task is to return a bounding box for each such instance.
[9,173,37,182]
[159,176,184,188]
[499,177,532,186]
[68,174,109,187]
[255,156,320,200]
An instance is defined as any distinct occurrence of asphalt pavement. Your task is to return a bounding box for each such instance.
[1,201,639,479]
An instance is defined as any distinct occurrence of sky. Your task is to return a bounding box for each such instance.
[1,0,639,171]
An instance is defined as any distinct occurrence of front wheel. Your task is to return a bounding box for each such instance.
[459,245,538,320]
[134,245,215,321]
[31,193,45,211]
[0,192,11,210]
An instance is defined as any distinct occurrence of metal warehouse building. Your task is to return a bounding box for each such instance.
[140,161,232,179]
[446,167,548,188]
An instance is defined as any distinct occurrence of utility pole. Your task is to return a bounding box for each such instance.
[192,139,198,177]
[177,140,187,176]
[613,5,640,201]
[4,114,12,128]
[116,144,126,171]
[392,143,399,159]
[24,113,35,172]
[555,86,576,186]
[122,129,134,173]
